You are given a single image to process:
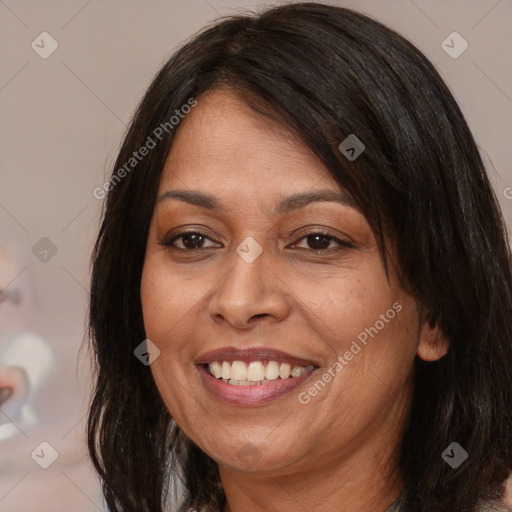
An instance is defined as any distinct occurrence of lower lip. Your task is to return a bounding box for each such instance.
[196,364,318,406]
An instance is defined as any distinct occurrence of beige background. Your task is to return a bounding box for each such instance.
[0,0,511,510]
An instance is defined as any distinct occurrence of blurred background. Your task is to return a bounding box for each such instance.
[1,0,511,510]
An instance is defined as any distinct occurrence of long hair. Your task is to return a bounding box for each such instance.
[86,3,512,511]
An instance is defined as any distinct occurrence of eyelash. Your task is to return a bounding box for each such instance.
[160,229,354,254]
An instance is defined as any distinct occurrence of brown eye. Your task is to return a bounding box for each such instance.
[304,233,332,250]
[291,231,354,252]
[161,231,221,250]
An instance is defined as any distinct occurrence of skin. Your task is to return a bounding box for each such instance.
[140,88,448,512]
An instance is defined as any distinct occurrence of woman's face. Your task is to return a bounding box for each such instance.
[141,88,442,476]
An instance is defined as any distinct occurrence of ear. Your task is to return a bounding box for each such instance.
[417,310,449,362]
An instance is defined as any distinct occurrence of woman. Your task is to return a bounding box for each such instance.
[86,3,512,511]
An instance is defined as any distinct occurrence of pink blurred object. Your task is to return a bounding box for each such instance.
[0,332,54,439]
[0,365,30,427]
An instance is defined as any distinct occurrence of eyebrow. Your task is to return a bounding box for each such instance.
[157,189,358,215]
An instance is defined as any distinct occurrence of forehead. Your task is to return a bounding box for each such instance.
[159,88,339,192]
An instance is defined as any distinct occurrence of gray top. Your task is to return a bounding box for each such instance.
[384,492,404,512]
[384,491,509,512]
[190,489,509,511]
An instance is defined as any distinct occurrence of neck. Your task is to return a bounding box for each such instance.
[221,460,402,512]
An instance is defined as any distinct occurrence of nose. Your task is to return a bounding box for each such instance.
[208,243,290,330]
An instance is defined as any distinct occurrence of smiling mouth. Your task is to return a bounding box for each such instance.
[195,347,321,404]
[204,360,318,385]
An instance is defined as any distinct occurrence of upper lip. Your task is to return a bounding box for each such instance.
[194,346,320,367]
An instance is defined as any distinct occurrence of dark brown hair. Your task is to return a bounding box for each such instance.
[86,3,512,511]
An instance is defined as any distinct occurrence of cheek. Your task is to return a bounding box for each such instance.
[140,256,205,418]
[301,268,398,342]
[140,253,201,351]
[309,266,419,386]
[140,267,174,355]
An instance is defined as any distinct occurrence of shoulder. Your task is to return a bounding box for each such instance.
[385,494,509,512]
[475,498,509,511]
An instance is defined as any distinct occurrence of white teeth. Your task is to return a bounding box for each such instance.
[231,361,247,380]
[279,363,291,379]
[291,366,306,377]
[221,361,231,380]
[265,361,280,380]
[210,361,222,378]
[229,378,251,386]
[247,361,266,381]
[207,360,316,384]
